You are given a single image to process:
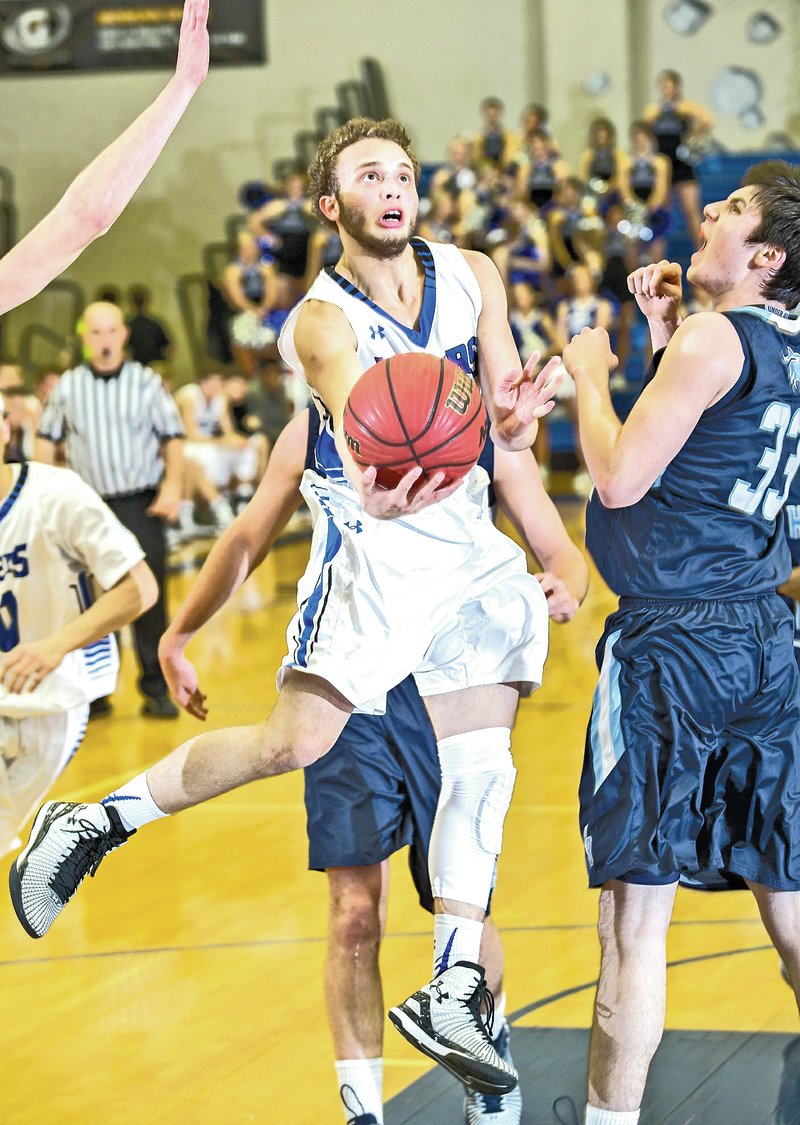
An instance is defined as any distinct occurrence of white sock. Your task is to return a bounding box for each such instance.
[585,1106,640,1124]
[102,772,168,831]
[433,913,484,977]
[335,1058,383,1124]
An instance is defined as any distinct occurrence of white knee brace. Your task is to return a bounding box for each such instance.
[428,727,516,909]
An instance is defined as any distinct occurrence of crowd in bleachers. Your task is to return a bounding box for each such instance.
[199,74,714,495]
[4,69,718,511]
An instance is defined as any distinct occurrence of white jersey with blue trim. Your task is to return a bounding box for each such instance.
[0,462,144,717]
[276,238,548,714]
[278,236,484,505]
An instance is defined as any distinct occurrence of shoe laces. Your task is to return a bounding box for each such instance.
[340,1082,378,1125]
[50,814,123,903]
[467,976,496,1040]
[552,1095,579,1124]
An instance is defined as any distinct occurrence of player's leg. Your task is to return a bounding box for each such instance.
[389,683,521,1096]
[748,881,800,1012]
[585,880,676,1121]
[425,683,519,966]
[392,674,523,1122]
[326,863,388,1125]
[9,670,352,938]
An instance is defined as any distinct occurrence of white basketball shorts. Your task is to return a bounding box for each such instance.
[278,468,549,714]
[0,702,89,856]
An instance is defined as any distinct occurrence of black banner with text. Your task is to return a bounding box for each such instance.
[0,2,265,74]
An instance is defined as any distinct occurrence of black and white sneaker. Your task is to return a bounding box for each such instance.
[388,961,518,1096]
[9,801,134,938]
[464,1019,522,1122]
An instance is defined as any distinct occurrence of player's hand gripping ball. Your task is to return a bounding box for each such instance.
[343,354,488,490]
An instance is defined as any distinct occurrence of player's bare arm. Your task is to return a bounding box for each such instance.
[159,413,309,718]
[0,0,209,316]
[0,560,156,695]
[564,312,743,508]
[493,447,589,622]
[295,301,462,518]
[628,260,684,349]
[463,249,561,452]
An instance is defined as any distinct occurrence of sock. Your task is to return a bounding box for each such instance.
[433,913,484,977]
[585,1106,640,1124]
[334,1058,383,1124]
[102,772,168,831]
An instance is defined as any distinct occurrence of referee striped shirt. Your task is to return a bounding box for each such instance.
[38,361,184,498]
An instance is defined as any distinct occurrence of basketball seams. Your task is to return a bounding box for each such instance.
[416,398,488,459]
[385,359,425,471]
[407,356,446,444]
[344,399,416,449]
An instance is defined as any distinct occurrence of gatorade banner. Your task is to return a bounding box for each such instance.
[0,2,266,74]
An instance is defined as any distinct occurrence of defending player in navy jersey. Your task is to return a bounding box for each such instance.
[0,393,156,855]
[10,118,562,1099]
[558,161,800,1124]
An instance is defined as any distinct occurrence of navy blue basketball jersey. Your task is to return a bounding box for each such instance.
[586,306,800,598]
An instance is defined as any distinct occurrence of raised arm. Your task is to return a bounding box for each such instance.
[463,249,561,451]
[563,312,743,508]
[0,0,209,316]
[492,447,588,622]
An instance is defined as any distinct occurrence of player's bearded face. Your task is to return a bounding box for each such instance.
[335,193,418,260]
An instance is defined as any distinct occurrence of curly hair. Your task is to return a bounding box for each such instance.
[743,160,800,307]
[308,117,420,230]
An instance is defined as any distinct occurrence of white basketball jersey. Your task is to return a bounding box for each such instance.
[278,237,484,501]
[0,462,144,717]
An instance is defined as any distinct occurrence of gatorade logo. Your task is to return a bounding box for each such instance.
[444,371,473,416]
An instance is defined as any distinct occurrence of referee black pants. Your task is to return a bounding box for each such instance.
[105,489,169,701]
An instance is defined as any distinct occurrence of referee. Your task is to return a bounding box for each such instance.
[36,301,184,718]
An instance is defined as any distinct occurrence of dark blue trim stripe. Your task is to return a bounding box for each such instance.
[325,237,437,348]
[0,461,28,525]
[294,510,342,667]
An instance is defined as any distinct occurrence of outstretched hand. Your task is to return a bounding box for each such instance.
[175,0,210,89]
[491,352,562,451]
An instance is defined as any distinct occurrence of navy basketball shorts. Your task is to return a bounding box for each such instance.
[579,593,800,891]
[303,676,440,912]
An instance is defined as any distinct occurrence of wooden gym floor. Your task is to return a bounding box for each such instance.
[0,504,797,1124]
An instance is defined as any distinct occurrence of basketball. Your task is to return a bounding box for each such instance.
[342,353,488,490]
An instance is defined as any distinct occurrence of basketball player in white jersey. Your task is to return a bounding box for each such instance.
[0,0,208,318]
[0,393,156,854]
[11,118,560,1100]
